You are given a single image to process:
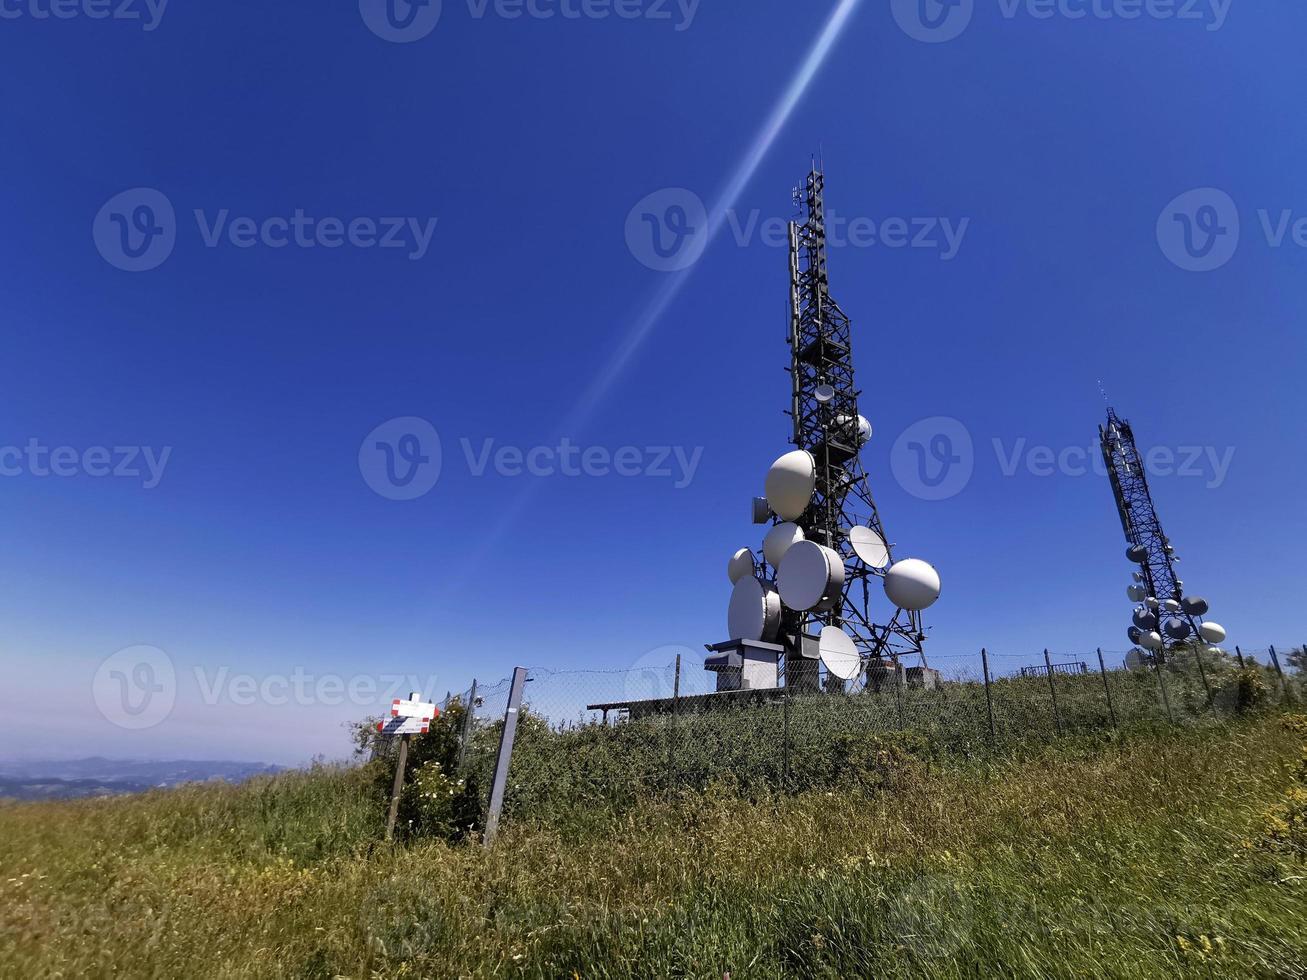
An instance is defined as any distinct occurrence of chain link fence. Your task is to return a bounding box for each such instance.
[437,643,1302,833]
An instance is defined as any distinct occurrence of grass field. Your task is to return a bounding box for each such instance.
[2,711,1305,978]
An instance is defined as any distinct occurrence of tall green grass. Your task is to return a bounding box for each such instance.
[2,714,1304,977]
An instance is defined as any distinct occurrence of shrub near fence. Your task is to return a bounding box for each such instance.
[369,645,1303,839]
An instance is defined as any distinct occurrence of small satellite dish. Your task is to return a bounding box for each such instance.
[1139,631,1164,651]
[1125,649,1150,672]
[849,525,890,569]
[834,414,873,446]
[1127,545,1148,564]
[1199,621,1226,644]
[1127,585,1147,602]
[1127,626,1143,645]
[1163,599,1181,613]
[1182,596,1209,617]
[1132,608,1157,631]
[751,497,772,525]
[763,522,805,568]
[1132,572,1144,583]
[1146,596,1160,609]
[777,541,846,612]
[727,576,782,643]
[1164,618,1192,640]
[818,626,861,681]
[883,558,941,612]
[765,450,817,522]
[728,548,755,584]
[815,384,835,404]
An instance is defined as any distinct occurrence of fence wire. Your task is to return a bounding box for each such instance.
[439,644,1304,831]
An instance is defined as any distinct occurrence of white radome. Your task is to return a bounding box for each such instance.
[883,558,941,612]
[1164,599,1181,613]
[777,540,845,612]
[835,414,873,446]
[762,523,805,568]
[727,576,782,643]
[1140,631,1164,651]
[764,450,817,522]
[1199,622,1227,644]
[727,548,755,584]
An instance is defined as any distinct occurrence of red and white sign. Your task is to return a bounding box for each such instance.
[377,716,431,737]
[391,696,438,720]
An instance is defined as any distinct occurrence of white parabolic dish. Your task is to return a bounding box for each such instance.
[765,450,816,522]
[1199,621,1226,644]
[883,558,941,611]
[777,540,845,611]
[849,525,890,569]
[727,548,755,584]
[727,576,781,642]
[763,523,805,567]
[819,626,861,681]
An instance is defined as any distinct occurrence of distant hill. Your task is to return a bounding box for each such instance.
[0,758,283,802]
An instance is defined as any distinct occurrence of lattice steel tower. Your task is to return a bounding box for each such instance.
[1100,407,1214,650]
[782,167,927,664]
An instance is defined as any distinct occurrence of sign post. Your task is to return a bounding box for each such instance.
[376,692,438,842]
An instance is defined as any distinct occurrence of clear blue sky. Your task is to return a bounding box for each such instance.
[2,0,1303,764]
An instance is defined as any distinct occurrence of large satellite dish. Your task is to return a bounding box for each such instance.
[1132,608,1157,630]
[727,576,781,642]
[765,450,816,521]
[818,626,861,681]
[1199,621,1226,644]
[1125,649,1150,672]
[1127,625,1143,645]
[1182,596,1209,617]
[883,559,941,611]
[1164,618,1192,640]
[763,522,805,568]
[727,548,755,584]
[1127,584,1146,602]
[1139,630,1164,651]
[835,414,872,446]
[1127,545,1148,564]
[777,541,845,612]
[849,525,890,569]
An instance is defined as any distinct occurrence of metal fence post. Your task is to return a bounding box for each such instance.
[1096,649,1117,729]
[1152,653,1175,725]
[1044,650,1063,735]
[483,667,528,848]
[782,666,792,791]
[1234,646,1246,669]
[1269,646,1289,701]
[1192,643,1213,704]
[667,654,682,787]
[457,678,478,772]
[981,648,996,741]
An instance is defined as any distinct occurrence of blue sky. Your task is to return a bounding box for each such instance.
[2,0,1303,764]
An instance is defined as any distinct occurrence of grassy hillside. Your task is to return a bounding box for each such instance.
[2,713,1304,978]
